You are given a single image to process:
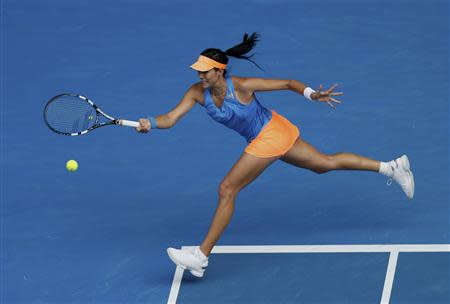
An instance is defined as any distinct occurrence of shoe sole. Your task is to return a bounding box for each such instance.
[400,155,410,171]
[400,155,414,199]
[408,170,415,199]
[167,249,205,278]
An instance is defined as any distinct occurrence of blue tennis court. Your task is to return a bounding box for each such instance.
[1,0,449,303]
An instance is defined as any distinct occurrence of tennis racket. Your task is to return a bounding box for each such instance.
[44,93,140,136]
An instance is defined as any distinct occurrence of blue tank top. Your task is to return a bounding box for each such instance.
[203,76,272,143]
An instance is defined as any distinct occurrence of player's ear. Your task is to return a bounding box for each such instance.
[215,68,224,77]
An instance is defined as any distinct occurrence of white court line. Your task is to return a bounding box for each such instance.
[168,244,450,303]
[380,250,399,304]
[167,266,185,304]
[210,244,450,254]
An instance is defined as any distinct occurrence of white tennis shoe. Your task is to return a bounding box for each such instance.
[389,155,414,199]
[167,247,208,278]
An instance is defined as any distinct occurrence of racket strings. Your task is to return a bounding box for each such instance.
[45,95,97,133]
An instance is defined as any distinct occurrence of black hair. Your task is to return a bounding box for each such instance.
[200,32,263,71]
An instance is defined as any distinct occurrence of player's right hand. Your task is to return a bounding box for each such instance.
[136,118,151,133]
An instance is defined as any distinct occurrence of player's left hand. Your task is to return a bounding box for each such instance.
[311,84,343,109]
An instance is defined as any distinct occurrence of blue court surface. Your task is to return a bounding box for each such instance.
[1,0,449,303]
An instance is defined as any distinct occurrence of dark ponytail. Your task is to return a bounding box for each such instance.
[200,32,263,71]
[225,33,262,70]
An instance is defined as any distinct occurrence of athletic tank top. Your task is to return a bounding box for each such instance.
[203,76,272,143]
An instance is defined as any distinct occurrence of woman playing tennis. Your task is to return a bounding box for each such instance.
[136,33,414,278]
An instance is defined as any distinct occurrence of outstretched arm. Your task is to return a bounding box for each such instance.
[136,84,200,133]
[235,77,343,108]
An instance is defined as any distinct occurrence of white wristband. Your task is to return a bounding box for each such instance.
[303,87,315,101]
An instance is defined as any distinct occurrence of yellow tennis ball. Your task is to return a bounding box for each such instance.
[66,160,78,172]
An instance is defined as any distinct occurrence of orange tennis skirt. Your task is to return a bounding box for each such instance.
[245,111,300,158]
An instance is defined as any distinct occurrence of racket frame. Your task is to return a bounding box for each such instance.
[44,93,138,136]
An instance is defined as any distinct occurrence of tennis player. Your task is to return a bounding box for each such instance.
[136,33,414,278]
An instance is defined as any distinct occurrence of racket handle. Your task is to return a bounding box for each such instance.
[118,119,140,128]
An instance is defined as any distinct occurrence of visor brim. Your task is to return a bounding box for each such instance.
[190,61,214,72]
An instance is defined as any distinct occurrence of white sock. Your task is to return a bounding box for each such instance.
[195,247,208,261]
[379,161,394,177]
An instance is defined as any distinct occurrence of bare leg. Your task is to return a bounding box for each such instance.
[200,153,278,256]
[281,138,380,173]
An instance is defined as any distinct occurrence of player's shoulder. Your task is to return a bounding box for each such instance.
[189,82,205,96]
[230,75,246,85]
[230,75,253,93]
[187,82,206,105]
[230,75,258,86]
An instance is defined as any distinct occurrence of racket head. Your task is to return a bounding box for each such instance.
[44,93,105,136]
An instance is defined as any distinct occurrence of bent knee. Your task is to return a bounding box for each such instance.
[311,168,328,174]
[311,155,337,174]
[218,180,239,201]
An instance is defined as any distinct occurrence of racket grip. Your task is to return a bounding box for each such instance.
[118,119,140,128]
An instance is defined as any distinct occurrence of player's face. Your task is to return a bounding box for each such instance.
[198,69,223,88]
